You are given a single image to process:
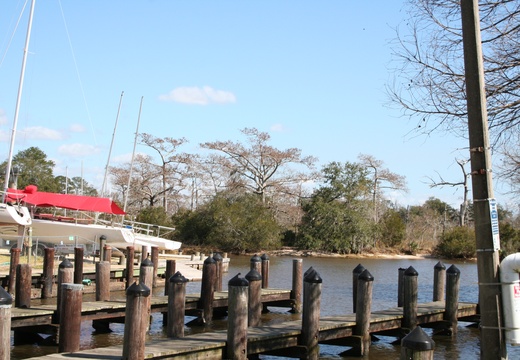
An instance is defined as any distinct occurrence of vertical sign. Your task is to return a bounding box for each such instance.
[489,198,500,250]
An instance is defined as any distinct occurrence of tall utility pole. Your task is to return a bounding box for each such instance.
[460,1,506,359]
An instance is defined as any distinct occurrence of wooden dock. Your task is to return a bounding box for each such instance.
[24,301,478,359]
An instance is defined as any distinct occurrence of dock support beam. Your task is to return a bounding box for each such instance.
[300,267,322,360]
[227,274,249,360]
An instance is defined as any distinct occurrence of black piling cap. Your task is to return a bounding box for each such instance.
[261,253,269,261]
[245,268,262,282]
[359,269,374,282]
[204,256,216,265]
[141,258,153,267]
[170,271,189,284]
[250,254,261,263]
[353,263,365,275]
[434,261,446,270]
[212,252,223,262]
[228,273,249,287]
[0,286,13,305]
[59,258,73,269]
[447,264,460,276]
[126,281,151,297]
[401,326,435,351]
[404,266,418,277]
[304,267,323,284]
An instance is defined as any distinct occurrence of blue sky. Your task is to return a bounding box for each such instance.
[0,1,512,210]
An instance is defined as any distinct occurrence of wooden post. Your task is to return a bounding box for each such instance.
[15,263,31,309]
[199,256,216,324]
[300,267,322,360]
[122,282,151,360]
[398,267,406,307]
[96,261,111,301]
[103,245,112,262]
[41,247,55,299]
[99,235,106,262]
[403,266,418,332]
[167,271,188,338]
[213,253,223,292]
[433,261,446,302]
[58,283,83,353]
[227,273,249,360]
[163,259,177,324]
[151,246,159,288]
[400,326,435,360]
[250,254,261,273]
[139,258,154,331]
[353,269,374,356]
[56,258,74,323]
[291,258,303,313]
[261,254,269,289]
[141,245,148,263]
[245,268,262,327]
[74,246,84,284]
[444,265,461,334]
[8,247,20,295]
[352,263,365,313]
[125,246,135,289]
[0,286,12,360]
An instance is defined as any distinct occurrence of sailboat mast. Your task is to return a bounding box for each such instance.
[101,91,124,198]
[123,96,143,213]
[2,0,36,202]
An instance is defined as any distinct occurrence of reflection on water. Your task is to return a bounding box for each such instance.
[10,254,520,359]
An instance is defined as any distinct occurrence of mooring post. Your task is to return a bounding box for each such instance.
[300,267,322,360]
[141,245,148,263]
[122,282,151,360]
[403,266,419,332]
[15,263,31,309]
[213,253,223,292]
[291,258,303,313]
[227,273,249,360]
[0,286,12,360]
[354,269,374,356]
[245,268,262,327]
[103,245,112,263]
[398,267,406,307]
[41,247,55,299]
[162,259,177,324]
[8,247,20,295]
[56,258,74,323]
[139,258,154,331]
[400,326,435,360]
[433,261,446,302]
[58,283,83,353]
[250,254,261,273]
[199,256,216,324]
[352,263,365,313]
[151,246,159,288]
[95,261,111,301]
[261,254,270,289]
[167,271,188,338]
[74,246,84,285]
[125,246,135,289]
[444,264,461,334]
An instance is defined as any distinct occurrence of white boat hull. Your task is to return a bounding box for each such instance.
[0,203,32,226]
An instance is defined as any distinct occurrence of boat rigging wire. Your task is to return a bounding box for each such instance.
[0,0,29,70]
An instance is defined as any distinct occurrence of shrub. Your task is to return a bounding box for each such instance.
[434,226,476,259]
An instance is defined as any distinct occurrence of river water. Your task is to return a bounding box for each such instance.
[10,254,520,359]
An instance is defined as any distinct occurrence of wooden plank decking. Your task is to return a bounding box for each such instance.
[25,301,478,359]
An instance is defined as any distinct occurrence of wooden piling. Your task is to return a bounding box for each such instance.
[139,258,154,331]
[261,254,269,289]
[141,245,148,263]
[41,247,55,299]
[125,246,135,289]
[103,245,112,262]
[0,286,12,360]
[151,246,159,288]
[245,268,262,327]
[213,253,223,292]
[199,256,216,324]
[433,261,446,302]
[15,263,32,309]
[58,283,83,353]
[8,247,20,295]
[56,258,74,323]
[353,269,374,356]
[167,271,188,338]
[352,263,365,313]
[74,246,84,285]
[300,267,322,360]
[122,282,151,360]
[162,259,177,324]
[95,261,111,301]
[403,266,419,332]
[250,254,261,273]
[398,267,406,307]
[99,235,107,262]
[400,326,435,360]
[444,264,461,334]
[227,273,249,360]
[291,258,303,313]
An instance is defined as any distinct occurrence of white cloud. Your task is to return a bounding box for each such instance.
[159,86,236,105]
[19,126,63,140]
[0,109,7,125]
[69,123,86,133]
[270,123,285,132]
[58,143,102,157]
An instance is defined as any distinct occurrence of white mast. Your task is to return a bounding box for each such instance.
[2,0,36,202]
[123,96,143,213]
[101,91,124,198]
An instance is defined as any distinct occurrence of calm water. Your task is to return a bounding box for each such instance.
[10,254,520,359]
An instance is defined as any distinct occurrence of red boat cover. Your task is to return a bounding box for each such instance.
[6,185,126,215]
